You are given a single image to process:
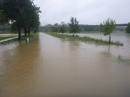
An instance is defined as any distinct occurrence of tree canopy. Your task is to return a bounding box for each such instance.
[99,18,116,43]
[59,22,66,35]
[0,0,41,39]
[126,22,130,33]
[99,18,116,35]
[69,17,80,36]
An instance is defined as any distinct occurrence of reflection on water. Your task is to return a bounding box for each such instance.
[0,32,130,97]
[77,32,130,59]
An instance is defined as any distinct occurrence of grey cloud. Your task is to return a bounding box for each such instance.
[34,0,130,26]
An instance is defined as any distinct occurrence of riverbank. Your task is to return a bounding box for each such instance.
[0,33,38,44]
[46,32,123,46]
[0,31,17,34]
[50,31,127,34]
[0,35,17,41]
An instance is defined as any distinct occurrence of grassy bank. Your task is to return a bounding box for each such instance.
[19,33,39,40]
[47,33,123,46]
[0,33,39,45]
[0,31,17,34]
[8,33,39,41]
[79,31,103,34]
[50,31,101,34]
[48,31,127,34]
[0,35,17,41]
[0,31,26,34]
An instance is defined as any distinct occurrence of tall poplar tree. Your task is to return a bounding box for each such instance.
[69,17,80,36]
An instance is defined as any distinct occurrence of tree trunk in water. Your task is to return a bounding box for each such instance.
[28,27,30,35]
[24,28,27,36]
[109,35,111,44]
[18,27,21,40]
[73,33,74,37]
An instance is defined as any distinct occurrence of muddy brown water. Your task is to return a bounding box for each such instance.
[0,32,130,97]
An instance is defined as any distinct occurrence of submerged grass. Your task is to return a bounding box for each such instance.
[118,55,130,64]
[0,33,39,45]
[47,32,123,46]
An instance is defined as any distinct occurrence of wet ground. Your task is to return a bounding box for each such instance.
[0,32,130,97]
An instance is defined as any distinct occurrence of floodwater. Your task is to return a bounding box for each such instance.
[0,32,130,97]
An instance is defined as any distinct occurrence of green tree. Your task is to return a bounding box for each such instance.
[69,17,80,36]
[26,5,41,35]
[50,28,55,32]
[19,2,41,36]
[126,23,130,33]
[54,27,59,32]
[10,22,17,32]
[53,23,59,26]
[0,0,41,39]
[50,27,58,32]
[2,0,31,39]
[59,22,66,35]
[0,1,8,25]
[99,18,116,43]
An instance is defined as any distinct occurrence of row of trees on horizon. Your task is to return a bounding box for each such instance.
[0,0,130,41]
[49,17,130,43]
[46,19,129,33]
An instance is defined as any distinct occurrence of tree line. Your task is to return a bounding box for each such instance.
[0,0,41,40]
[51,17,130,44]
[51,17,117,44]
[50,17,80,35]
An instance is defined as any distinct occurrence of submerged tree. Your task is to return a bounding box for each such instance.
[59,22,66,35]
[69,17,80,36]
[126,22,130,33]
[99,18,116,43]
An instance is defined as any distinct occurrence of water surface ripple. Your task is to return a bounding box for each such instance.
[0,32,130,97]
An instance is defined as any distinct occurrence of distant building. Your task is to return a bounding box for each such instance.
[45,24,52,27]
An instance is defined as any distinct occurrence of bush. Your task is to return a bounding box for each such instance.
[126,23,130,33]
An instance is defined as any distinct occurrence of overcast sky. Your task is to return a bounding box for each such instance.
[33,0,130,26]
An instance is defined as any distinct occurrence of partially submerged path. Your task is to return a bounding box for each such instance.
[0,36,18,43]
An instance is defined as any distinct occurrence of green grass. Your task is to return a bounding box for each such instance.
[77,31,127,34]
[0,33,39,45]
[118,55,130,63]
[50,31,101,34]
[14,33,39,40]
[0,31,25,34]
[0,31,17,34]
[49,31,127,34]
[79,31,103,34]
[0,35,17,40]
[46,32,123,46]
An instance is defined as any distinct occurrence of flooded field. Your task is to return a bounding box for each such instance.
[0,32,130,97]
